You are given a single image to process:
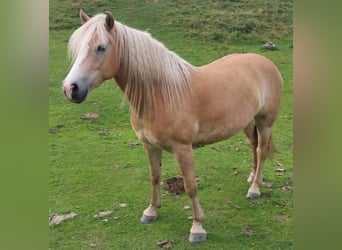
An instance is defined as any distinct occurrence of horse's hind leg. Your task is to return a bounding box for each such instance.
[174,144,206,243]
[141,144,162,223]
[243,121,258,183]
[246,119,274,199]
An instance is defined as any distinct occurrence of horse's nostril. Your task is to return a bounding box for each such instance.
[68,82,87,103]
[70,83,79,91]
[70,83,79,99]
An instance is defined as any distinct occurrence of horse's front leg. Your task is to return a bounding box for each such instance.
[174,144,207,243]
[140,143,162,223]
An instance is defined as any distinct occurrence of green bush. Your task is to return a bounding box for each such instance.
[228,19,257,33]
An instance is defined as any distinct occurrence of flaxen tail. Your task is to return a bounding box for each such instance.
[267,132,278,160]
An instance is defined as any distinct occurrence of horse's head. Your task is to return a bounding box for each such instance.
[62,9,118,103]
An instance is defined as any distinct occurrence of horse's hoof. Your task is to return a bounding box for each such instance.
[246,191,260,199]
[188,232,207,243]
[140,214,157,224]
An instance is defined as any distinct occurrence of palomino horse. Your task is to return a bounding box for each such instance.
[62,10,283,243]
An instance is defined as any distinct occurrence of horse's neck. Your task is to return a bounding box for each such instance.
[113,69,127,93]
[113,67,148,117]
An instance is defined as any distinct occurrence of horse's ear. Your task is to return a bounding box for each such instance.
[79,9,90,23]
[104,11,115,31]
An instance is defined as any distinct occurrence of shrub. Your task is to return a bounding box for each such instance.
[228,19,257,34]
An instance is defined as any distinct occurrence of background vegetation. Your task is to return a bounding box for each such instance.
[49,0,292,249]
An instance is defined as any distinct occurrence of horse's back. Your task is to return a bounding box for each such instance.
[195,53,283,113]
[199,53,282,84]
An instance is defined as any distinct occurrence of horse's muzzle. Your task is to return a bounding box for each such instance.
[63,83,88,103]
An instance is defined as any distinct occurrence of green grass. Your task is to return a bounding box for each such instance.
[49,0,293,249]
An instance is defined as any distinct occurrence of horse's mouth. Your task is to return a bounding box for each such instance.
[63,89,88,103]
[71,93,88,103]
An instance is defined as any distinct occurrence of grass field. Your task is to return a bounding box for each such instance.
[49,0,293,249]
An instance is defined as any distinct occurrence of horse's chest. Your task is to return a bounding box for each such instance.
[135,127,159,145]
[130,117,164,148]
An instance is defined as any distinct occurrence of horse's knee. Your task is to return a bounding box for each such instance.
[187,189,197,199]
[150,174,160,185]
[184,182,197,198]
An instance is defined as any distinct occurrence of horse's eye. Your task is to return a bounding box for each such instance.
[95,45,106,53]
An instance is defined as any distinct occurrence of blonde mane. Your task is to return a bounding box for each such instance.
[68,13,196,116]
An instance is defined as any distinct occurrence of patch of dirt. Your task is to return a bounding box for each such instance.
[165,176,200,195]
[165,177,185,195]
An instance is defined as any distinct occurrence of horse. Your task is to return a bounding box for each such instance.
[62,9,283,243]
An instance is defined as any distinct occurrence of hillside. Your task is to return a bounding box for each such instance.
[49,0,292,44]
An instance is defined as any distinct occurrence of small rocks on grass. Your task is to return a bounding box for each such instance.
[244,227,254,236]
[275,167,286,176]
[94,211,112,218]
[263,182,273,188]
[119,203,127,208]
[233,205,241,210]
[81,112,99,119]
[128,142,140,148]
[49,212,77,225]
[156,239,172,248]
[262,41,276,50]
[281,181,293,190]
[251,200,260,206]
[227,200,241,210]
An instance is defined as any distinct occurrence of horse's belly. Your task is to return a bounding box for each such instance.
[193,123,244,147]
